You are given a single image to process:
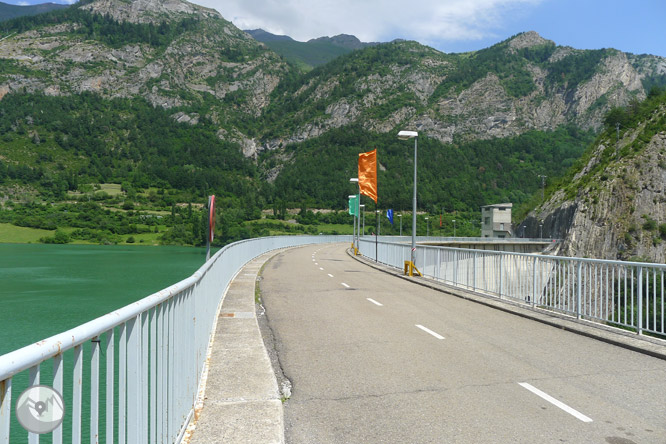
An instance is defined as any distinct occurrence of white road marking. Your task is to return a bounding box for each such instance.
[341,283,350,288]
[328,274,334,278]
[319,267,324,271]
[518,383,593,423]
[366,298,383,306]
[415,324,445,340]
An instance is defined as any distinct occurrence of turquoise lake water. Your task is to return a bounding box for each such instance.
[0,243,207,356]
[1,243,209,442]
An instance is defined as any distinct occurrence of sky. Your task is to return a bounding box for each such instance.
[5,0,666,57]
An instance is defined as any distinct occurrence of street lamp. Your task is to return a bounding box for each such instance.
[376,209,381,235]
[398,213,402,236]
[452,219,456,237]
[539,223,543,239]
[538,175,547,201]
[425,217,429,237]
[398,130,418,273]
[360,204,365,237]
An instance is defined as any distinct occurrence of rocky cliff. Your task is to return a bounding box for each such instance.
[524,94,666,262]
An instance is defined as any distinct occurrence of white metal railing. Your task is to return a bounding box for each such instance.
[0,235,350,444]
[359,237,665,337]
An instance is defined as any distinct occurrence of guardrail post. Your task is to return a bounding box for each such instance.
[499,255,503,299]
[454,250,458,286]
[577,261,582,320]
[91,337,100,444]
[472,251,478,291]
[532,256,537,307]
[0,378,11,443]
[637,266,643,335]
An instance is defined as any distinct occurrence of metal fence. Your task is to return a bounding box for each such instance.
[358,237,665,337]
[0,235,349,444]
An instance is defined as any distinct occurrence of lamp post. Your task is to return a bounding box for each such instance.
[350,178,359,251]
[348,194,357,250]
[425,217,429,237]
[398,213,402,236]
[538,175,547,201]
[453,219,456,237]
[398,130,418,272]
[360,204,365,237]
[539,223,543,239]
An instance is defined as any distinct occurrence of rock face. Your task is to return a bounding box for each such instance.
[0,0,290,148]
[525,102,666,262]
[80,0,219,23]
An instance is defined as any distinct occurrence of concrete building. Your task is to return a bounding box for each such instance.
[481,203,513,238]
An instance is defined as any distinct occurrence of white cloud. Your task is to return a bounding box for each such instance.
[192,0,542,45]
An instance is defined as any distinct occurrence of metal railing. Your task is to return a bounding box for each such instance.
[0,235,349,444]
[359,237,665,337]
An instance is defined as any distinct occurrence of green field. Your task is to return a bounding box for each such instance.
[0,223,54,243]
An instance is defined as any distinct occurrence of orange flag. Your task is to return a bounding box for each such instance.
[358,149,377,203]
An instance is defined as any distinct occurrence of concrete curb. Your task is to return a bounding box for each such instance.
[348,249,666,362]
[186,251,285,444]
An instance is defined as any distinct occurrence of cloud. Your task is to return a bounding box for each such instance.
[193,0,542,45]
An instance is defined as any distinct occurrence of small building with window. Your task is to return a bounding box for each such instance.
[481,203,513,238]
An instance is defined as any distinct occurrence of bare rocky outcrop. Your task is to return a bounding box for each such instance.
[80,0,220,23]
[508,30,553,52]
[525,107,666,262]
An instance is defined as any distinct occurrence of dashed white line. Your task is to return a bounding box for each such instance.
[366,298,383,306]
[319,267,324,271]
[518,383,593,423]
[415,324,445,340]
[341,283,350,288]
[328,273,334,278]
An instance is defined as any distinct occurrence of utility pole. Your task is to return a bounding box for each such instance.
[538,175,547,201]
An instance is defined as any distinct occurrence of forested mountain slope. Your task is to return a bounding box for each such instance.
[1,0,666,247]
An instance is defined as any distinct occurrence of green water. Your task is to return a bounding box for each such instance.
[1,243,208,442]
[0,243,207,356]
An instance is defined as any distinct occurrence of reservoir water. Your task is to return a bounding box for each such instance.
[1,243,208,442]
[0,243,207,356]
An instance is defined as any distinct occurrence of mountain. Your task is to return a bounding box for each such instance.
[0,1,67,22]
[1,0,666,231]
[258,31,666,150]
[245,29,294,43]
[245,29,379,70]
[0,0,292,155]
[521,90,666,262]
[307,34,379,51]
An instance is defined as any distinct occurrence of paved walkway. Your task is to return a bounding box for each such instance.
[186,252,284,444]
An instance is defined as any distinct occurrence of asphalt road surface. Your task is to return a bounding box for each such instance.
[259,243,666,444]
